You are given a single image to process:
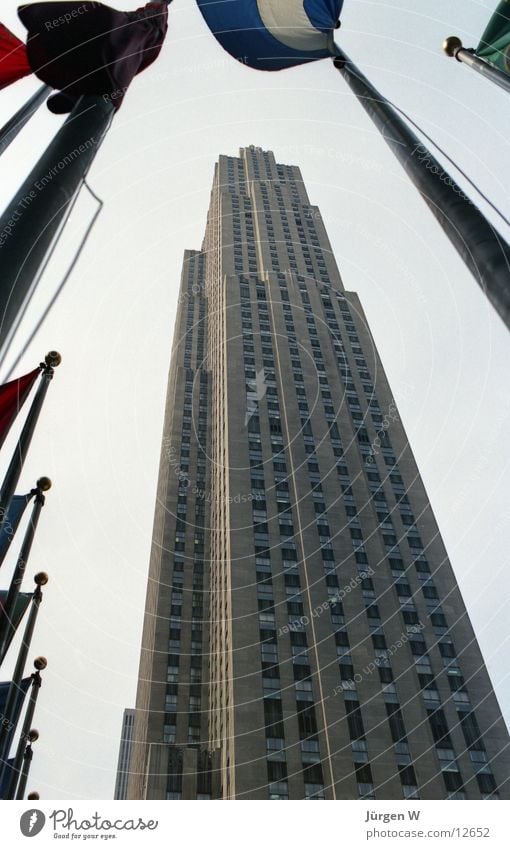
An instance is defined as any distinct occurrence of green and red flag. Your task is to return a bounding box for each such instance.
[476,0,510,77]
[0,368,40,451]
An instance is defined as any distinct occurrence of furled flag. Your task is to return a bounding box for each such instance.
[0,493,34,569]
[0,368,40,452]
[196,0,343,70]
[476,0,510,77]
[0,22,31,90]
[0,758,16,799]
[0,591,32,663]
[0,677,31,755]
[17,1,170,113]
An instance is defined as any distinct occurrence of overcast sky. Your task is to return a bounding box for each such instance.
[0,0,509,799]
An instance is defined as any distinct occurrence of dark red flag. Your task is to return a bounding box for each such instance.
[18,2,169,113]
[0,22,32,90]
[0,367,40,450]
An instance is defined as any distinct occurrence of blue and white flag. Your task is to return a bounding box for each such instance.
[196,0,344,70]
[0,492,34,570]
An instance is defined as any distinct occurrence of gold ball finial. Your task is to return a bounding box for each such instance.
[443,36,463,57]
[34,656,47,670]
[37,477,52,492]
[45,351,62,367]
[34,572,49,586]
[28,729,39,743]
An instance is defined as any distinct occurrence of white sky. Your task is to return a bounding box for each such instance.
[0,0,509,799]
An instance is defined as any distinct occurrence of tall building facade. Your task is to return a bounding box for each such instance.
[114,709,135,800]
[128,147,510,801]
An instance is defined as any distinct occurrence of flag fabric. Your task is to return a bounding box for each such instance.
[0,493,34,569]
[476,0,510,76]
[0,677,31,755]
[195,0,343,71]
[0,368,40,452]
[18,2,169,113]
[0,592,32,663]
[0,22,32,90]
[0,757,16,799]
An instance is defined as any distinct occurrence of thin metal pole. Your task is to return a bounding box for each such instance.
[16,743,33,800]
[0,95,115,359]
[0,86,52,157]
[0,354,59,531]
[6,673,41,800]
[443,37,510,94]
[332,50,510,331]
[0,483,49,661]
[0,580,46,763]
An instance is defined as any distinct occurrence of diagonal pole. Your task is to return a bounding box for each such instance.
[0,95,115,360]
[0,85,52,157]
[0,478,51,662]
[0,573,47,767]
[332,49,510,330]
[0,353,60,532]
[6,669,43,800]
[443,37,510,94]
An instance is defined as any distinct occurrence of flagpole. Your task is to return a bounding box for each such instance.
[0,85,52,157]
[0,573,47,764]
[0,95,115,359]
[16,736,36,800]
[0,353,60,531]
[443,37,510,94]
[6,665,43,799]
[0,478,51,662]
[332,50,510,331]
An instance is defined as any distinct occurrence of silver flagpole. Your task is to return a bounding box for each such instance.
[332,49,510,331]
[443,37,510,94]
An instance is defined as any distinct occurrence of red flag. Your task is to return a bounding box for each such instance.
[0,367,40,450]
[0,22,32,90]
[18,2,168,113]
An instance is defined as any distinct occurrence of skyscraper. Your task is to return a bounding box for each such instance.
[128,147,510,801]
[114,708,135,800]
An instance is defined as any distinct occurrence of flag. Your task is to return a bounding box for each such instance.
[0,368,40,452]
[196,0,343,70]
[0,758,16,799]
[0,494,34,569]
[0,592,32,663]
[476,0,510,76]
[0,677,31,756]
[0,22,32,90]
[18,2,169,113]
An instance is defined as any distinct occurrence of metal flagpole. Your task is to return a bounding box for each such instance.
[443,37,510,94]
[332,50,510,331]
[0,479,51,662]
[0,353,60,531]
[0,95,115,359]
[0,573,47,765]
[16,736,36,800]
[6,663,44,799]
[0,86,52,157]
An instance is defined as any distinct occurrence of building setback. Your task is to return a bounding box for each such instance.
[114,708,135,800]
[128,147,510,800]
